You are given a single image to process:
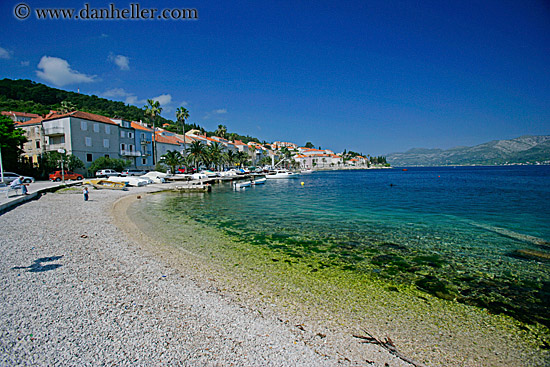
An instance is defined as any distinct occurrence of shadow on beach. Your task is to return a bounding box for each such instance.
[13,255,63,273]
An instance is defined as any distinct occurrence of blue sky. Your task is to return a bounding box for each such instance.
[1,0,549,155]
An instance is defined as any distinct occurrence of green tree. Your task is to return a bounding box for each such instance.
[89,157,130,175]
[161,150,184,173]
[207,142,223,170]
[176,107,189,136]
[59,100,77,114]
[144,99,162,164]
[215,124,227,139]
[223,150,237,168]
[0,116,27,174]
[186,141,205,171]
[236,151,249,167]
[305,142,314,149]
[38,151,84,177]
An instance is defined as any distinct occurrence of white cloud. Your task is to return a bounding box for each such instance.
[179,100,189,107]
[204,108,228,119]
[102,88,141,105]
[108,53,130,71]
[152,94,172,106]
[36,56,96,87]
[20,61,30,66]
[0,47,12,59]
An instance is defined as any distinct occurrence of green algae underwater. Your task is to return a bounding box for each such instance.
[128,167,550,363]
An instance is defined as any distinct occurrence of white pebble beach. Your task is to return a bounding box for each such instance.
[0,185,419,366]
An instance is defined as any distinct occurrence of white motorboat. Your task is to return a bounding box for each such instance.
[300,169,314,174]
[234,181,251,189]
[251,177,266,185]
[201,170,220,178]
[142,171,167,183]
[265,170,299,179]
[108,176,150,187]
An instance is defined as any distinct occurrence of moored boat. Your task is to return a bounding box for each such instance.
[251,177,266,185]
[234,181,251,189]
[85,179,127,190]
[265,170,300,179]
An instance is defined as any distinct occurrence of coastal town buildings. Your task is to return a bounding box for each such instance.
[6,108,378,176]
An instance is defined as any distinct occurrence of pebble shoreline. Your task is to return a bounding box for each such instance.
[0,185,413,366]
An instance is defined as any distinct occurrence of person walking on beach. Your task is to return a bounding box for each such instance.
[83,186,89,201]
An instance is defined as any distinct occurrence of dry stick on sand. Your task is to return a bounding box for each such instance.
[353,330,427,367]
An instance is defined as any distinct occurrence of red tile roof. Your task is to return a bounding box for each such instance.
[131,121,153,132]
[16,116,44,126]
[2,111,41,118]
[43,111,117,125]
[155,132,182,145]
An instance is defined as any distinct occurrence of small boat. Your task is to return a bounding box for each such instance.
[86,179,127,190]
[402,169,408,171]
[234,181,251,189]
[265,170,300,179]
[251,178,266,185]
[300,169,314,174]
[108,176,150,187]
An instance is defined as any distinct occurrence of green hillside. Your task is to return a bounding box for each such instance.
[0,78,172,125]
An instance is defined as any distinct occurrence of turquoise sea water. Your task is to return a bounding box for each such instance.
[132,166,550,329]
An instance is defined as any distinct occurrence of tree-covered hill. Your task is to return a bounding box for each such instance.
[0,78,172,125]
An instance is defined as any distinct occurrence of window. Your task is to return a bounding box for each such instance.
[128,132,134,139]
[129,144,134,151]
[34,127,40,134]
[86,154,93,162]
[81,121,87,130]
[85,137,92,147]
[142,158,147,165]
[120,143,125,150]
[103,139,109,148]
[94,123,99,132]
[105,125,111,134]
[105,154,109,158]
[35,141,40,149]
[120,131,125,138]
[141,133,145,139]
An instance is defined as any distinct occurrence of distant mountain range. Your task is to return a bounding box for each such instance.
[386,135,550,166]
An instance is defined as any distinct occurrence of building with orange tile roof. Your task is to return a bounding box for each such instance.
[2,111,41,122]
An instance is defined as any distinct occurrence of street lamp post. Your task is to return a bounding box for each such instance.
[58,149,66,183]
[0,147,4,184]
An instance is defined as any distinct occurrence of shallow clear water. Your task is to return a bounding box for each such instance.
[132,166,550,328]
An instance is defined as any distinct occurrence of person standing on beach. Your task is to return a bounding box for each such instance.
[83,186,89,201]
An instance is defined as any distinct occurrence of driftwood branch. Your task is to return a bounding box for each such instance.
[353,330,427,367]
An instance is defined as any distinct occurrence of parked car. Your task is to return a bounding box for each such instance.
[1,172,35,184]
[95,169,121,178]
[49,170,84,182]
[121,169,147,176]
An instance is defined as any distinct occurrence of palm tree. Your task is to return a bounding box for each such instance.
[144,99,162,164]
[236,151,249,168]
[224,150,237,168]
[215,124,227,138]
[161,150,184,173]
[176,106,190,136]
[207,142,223,170]
[59,100,77,114]
[186,140,205,171]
